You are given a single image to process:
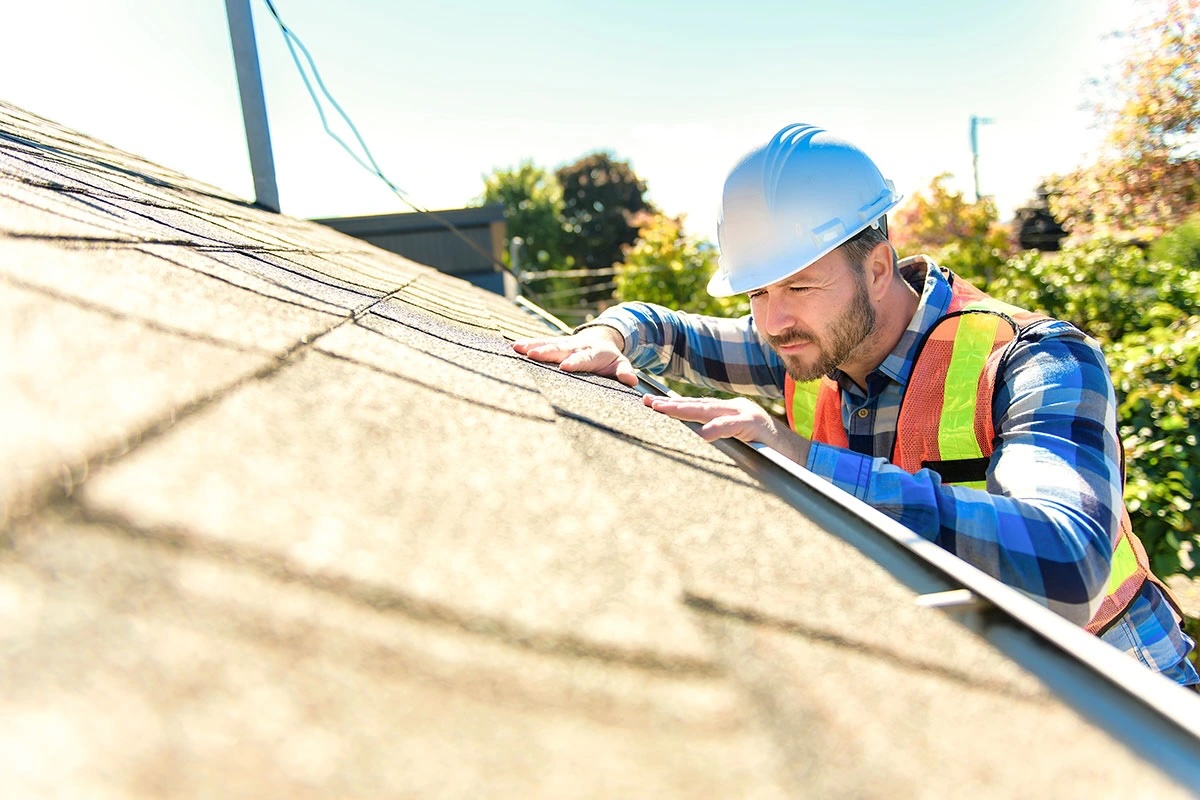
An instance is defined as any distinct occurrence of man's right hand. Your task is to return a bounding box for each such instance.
[512,326,639,387]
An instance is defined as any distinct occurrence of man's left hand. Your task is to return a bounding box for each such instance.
[642,395,811,466]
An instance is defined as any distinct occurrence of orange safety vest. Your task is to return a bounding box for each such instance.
[784,273,1174,635]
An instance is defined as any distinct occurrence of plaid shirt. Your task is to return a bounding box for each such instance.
[589,257,1197,684]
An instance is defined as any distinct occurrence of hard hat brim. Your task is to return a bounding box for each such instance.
[706,200,901,298]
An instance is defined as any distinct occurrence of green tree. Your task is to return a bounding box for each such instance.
[614,213,753,400]
[1150,211,1200,269]
[890,173,1013,288]
[556,152,655,305]
[479,161,574,301]
[1053,0,1200,240]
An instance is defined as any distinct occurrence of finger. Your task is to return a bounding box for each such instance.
[511,338,549,355]
[519,341,577,364]
[698,414,763,444]
[642,396,733,424]
[613,360,639,387]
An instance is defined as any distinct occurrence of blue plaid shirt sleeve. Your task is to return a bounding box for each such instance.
[582,303,787,398]
[808,323,1120,625]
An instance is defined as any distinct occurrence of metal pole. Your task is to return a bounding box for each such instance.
[510,236,524,297]
[970,115,993,203]
[225,0,280,212]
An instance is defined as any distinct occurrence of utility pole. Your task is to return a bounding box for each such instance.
[970,115,994,203]
[225,0,280,212]
[509,236,524,297]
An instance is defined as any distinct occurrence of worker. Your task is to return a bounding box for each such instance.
[513,123,1199,687]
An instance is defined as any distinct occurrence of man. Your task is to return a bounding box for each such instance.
[514,123,1199,687]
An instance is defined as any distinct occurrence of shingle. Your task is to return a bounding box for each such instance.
[0,280,273,521]
[80,348,719,666]
[0,517,793,799]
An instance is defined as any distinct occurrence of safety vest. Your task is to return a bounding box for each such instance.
[784,273,1171,635]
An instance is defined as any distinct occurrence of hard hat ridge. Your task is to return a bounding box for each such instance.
[761,124,822,201]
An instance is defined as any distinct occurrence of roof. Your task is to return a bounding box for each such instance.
[1,99,1196,798]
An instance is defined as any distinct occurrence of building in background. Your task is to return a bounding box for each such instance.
[316,204,513,297]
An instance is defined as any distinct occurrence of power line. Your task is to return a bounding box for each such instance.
[257,0,528,291]
[518,263,678,281]
[529,280,620,301]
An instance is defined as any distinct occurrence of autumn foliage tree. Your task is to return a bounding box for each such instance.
[889,173,1013,287]
[1052,0,1200,240]
[615,213,747,319]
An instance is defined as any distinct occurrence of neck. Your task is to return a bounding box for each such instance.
[840,273,921,390]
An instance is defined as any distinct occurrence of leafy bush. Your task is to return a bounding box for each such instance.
[986,239,1197,346]
[1149,213,1200,272]
[1109,318,1200,577]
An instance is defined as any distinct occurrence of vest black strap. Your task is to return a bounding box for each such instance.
[920,457,990,484]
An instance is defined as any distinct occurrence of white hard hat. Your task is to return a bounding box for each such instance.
[707,123,902,297]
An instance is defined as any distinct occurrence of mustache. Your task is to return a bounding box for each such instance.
[765,330,814,349]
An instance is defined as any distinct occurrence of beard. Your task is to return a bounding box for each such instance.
[765,279,876,383]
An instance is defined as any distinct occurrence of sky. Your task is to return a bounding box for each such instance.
[4,0,1141,244]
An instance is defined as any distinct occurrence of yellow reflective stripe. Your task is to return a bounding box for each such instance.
[790,379,821,440]
[1107,534,1139,594]
[959,479,987,490]
[939,314,1002,461]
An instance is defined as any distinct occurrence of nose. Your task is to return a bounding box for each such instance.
[755,290,794,337]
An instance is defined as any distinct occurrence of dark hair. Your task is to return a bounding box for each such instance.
[840,220,896,274]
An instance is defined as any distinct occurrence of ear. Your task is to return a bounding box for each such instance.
[864,241,894,296]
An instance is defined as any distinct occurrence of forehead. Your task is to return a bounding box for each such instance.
[762,247,850,291]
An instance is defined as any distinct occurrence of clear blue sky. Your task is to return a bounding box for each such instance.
[5,0,1139,243]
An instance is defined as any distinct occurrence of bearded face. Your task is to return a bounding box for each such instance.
[762,268,876,382]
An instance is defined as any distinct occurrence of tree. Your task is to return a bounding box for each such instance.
[1052,0,1200,240]
[615,213,748,319]
[615,213,754,401]
[479,161,575,301]
[556,152,655,303]
[889,173,1013,288]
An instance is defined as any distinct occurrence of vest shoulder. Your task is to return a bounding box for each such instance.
[1012,317,1091,342]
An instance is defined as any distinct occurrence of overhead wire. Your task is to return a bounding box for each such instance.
[258,0,536,296]
[257,1,677,320]
[528,280,620,301]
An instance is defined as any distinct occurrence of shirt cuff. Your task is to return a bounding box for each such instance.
[806,441,875,501]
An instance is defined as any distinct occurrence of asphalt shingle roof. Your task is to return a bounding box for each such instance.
[1,99,1194,798]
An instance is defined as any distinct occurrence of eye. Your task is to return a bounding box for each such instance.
[748,290,766,300]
